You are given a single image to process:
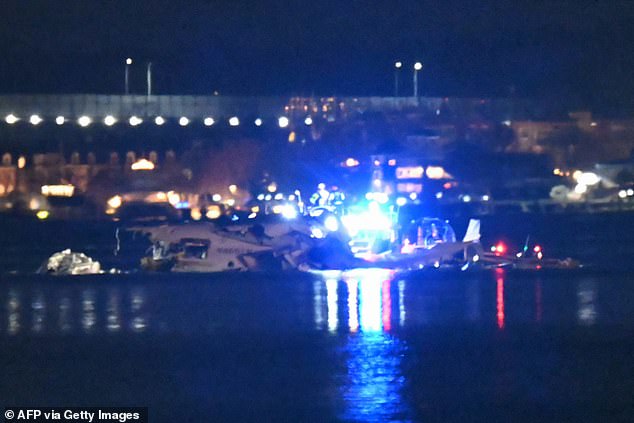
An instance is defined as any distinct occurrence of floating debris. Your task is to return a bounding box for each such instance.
[39,249,101,275]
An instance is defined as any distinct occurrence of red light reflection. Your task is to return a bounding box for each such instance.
[496,268,505,329]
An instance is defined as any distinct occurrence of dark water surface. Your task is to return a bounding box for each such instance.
[1,215,634,422]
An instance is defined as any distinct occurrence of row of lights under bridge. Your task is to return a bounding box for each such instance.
[2,114,318,128]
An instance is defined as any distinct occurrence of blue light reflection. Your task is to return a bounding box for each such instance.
[315,268,412,422]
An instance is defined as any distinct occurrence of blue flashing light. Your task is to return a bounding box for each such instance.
[174,201,190,209]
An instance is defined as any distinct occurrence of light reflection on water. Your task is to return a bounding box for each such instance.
[2,285,149,336]
[313,269,412,421]
[8,289,20,335]
[326,279,338,333]
[577,280,597,325]
[496,269,505,329]
[0,270,612,336]
[0,269,630,422]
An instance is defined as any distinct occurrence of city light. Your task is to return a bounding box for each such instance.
[278,116,289,128]
[17,156,26,169]
[190,207,202,221]
[228,184,237,194]
[77,116,92,127]
[36,210,50,220]
[304,116,313,126]
[104,115,117,126]
[41,184,75,197]
[29,115,42,125]
[578,172,600,186]
[203,117,214,126]
[414,62,423,70]
[129,116,143,126]
[229,116,240,126]
[179,117,190,126]
[5,114,18,124]
[425,166,445,179]
[254,118,263,126]
[107,195,122,209]
[395,61,402,69]
[55,116,65,125]
[345,158,360,167]
[324,215,339,232]
[574,183,588,194]
[126,58,132,65]
[154,116,165,125]
[167,191,180,205]
[206,206,221,219]
[282,204,297,219]
[130,158,155,171]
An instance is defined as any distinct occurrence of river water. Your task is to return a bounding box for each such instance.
[1,214,633,422]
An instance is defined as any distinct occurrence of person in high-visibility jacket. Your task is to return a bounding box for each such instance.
[309,183,330,207]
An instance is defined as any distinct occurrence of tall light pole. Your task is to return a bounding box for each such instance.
[125,58,132,94]
[394,61,402,97]
[413,62,423,98]
[146,62,152,98]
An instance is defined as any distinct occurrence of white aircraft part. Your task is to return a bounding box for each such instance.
[462,219,481,243]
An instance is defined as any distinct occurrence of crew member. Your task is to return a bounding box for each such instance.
[309,183,330,207]
[328,186,346,214]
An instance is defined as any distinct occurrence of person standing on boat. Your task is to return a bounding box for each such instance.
[328,185,346,215]
[309,183,330,207]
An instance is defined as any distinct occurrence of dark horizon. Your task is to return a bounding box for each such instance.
[2,0,634,113]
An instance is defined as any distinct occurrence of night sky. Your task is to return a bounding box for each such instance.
[1,0,634,112]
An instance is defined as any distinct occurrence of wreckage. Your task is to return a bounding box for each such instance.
[129,213,580,273]
[130,212,358,272]
[38,249,102,275]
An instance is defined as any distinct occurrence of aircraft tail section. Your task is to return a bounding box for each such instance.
[462,219,481,243]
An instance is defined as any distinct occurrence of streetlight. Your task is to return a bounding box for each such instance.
[129,115,142,126]
[413,62,423,98]
[394,61,402,97]
[147,62,152,98]
[104,115,117,126]
[125,58,132,94]
[77,116,92,127]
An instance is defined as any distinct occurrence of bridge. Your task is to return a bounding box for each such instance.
[0,94,552,125]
